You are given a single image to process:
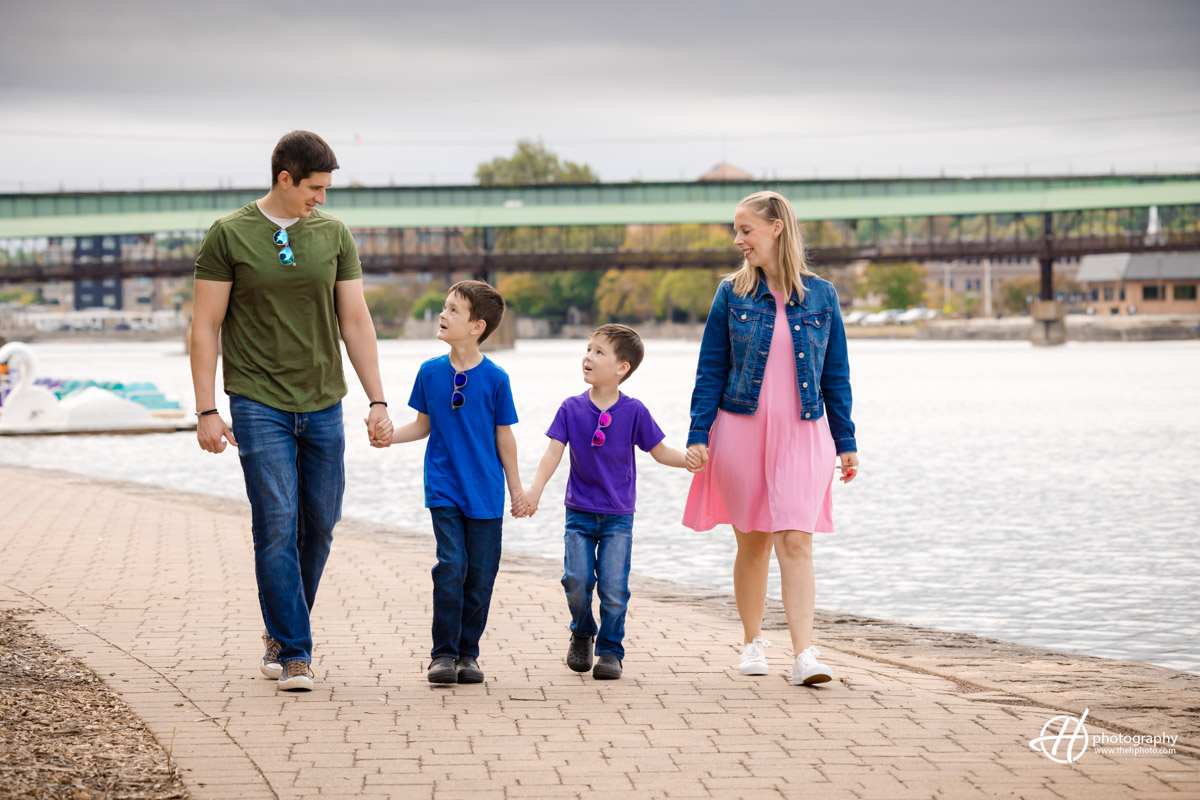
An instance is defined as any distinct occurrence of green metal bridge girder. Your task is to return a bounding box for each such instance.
[1,175,1198,239]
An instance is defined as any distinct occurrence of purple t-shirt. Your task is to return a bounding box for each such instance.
[546,391,666,515]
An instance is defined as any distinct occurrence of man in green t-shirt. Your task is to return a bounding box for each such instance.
[190,130,391,691]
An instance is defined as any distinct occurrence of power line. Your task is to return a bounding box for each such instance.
[0,109,1196,149]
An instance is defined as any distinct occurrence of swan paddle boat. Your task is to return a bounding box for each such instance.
[0,341,196,435]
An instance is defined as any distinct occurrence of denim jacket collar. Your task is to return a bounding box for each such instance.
[752,275,807,309]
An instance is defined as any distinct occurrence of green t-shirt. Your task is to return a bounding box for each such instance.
[194,202,362,412]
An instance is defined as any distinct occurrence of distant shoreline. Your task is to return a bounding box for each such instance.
[6,312,1199,345]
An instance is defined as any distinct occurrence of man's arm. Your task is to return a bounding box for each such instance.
[335,278,390,444]
[495,425,526,517]
[190,279,237,453]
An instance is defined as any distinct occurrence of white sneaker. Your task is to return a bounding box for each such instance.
[792,645,832,685]
[278,661,314,691]
[738,637,771,675]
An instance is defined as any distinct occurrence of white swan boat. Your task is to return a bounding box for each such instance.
[0,341,196,435]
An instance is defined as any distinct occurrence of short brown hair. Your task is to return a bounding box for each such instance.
[271,130,339,186]
[449,280,506,343]
[591,323,644,383]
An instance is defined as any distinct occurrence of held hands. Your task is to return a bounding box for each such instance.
[838,452,859,484]
[510,488,537,519]
[685,444,708,473]
[197,413,237,453]
[364,405,393,448]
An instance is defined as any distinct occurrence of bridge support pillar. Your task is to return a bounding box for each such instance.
[1031,254,1065,346]
[1031,300,1066,346]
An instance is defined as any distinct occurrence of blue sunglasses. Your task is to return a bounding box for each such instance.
[273,228,296,266]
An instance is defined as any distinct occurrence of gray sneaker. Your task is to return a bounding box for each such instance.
[260,633,283,679]
[278,660,314,691]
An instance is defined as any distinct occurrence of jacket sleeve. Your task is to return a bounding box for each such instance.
[820,291,857,453]
[687,282,731,447]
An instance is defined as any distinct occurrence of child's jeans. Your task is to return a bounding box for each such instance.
[429,507,503,661]
[561,509,634,660]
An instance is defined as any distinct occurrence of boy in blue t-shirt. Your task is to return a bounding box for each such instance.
[373,281,526,685]
[524,324,689,679]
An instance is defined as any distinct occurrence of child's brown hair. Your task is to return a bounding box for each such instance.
[591,323,644,383]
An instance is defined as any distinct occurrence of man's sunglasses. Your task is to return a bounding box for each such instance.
[273,228,296,267]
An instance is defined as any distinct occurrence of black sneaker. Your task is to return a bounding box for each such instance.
[456,655,484,684]
[567,635,595,673]
[593,654,622,680]
[428,657,458,684]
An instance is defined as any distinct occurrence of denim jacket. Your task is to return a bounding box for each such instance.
[688,275,856,453]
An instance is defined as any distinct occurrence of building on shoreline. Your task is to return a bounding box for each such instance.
[1076,253,1200,315]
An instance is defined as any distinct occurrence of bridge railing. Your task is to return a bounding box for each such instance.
[2,207,1198,283]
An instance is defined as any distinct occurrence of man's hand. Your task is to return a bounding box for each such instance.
[197,413,237,454]
[365,404,391,448]
[685,444,708,473]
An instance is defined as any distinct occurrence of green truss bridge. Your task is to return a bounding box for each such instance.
[1,174,1198,292]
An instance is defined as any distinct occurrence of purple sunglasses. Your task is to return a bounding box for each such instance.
[591,410,612,447]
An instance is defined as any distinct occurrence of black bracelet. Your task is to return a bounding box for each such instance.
[369,400,388,408]
[195,408,219,417]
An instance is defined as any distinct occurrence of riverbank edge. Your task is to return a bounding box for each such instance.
[13,464,1200,757]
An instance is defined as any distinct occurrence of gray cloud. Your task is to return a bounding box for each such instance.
[1,0,1197,190]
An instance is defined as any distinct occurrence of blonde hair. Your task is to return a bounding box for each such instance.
[728,191,818,301]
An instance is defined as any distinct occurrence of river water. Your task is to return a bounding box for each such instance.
[1,337,1197,673]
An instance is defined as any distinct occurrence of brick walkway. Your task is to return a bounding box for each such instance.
[1,465,1197,799]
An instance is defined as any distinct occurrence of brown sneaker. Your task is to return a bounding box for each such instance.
[260,634,283,679]
[278,660,314,691]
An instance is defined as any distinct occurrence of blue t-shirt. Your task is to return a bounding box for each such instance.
[546,391,665,515]
[409,354,519,519]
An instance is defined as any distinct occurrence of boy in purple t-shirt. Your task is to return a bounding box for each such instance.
[524,324,688,679]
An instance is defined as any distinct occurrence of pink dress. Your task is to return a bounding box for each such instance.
[682,290,837,533]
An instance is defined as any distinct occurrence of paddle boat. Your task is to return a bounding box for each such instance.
[0,341,195,435]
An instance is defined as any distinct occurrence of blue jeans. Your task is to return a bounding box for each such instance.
[561,509,633,660]
[429,507,503,661]
[229,394,345,665]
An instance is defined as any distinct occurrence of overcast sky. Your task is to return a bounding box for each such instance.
[2,0,1198,192]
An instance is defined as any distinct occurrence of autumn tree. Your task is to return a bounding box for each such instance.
[654,269,719,322]
[858,262,927,309]
[594,269,660,323]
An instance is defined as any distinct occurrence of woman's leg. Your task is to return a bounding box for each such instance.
[733,527,774,644]
[772,529,815,653]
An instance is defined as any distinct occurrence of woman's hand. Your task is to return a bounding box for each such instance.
[838,452,859,484]
[686,444,709,473]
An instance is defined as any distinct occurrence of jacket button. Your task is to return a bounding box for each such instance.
[802,381,808,388]
[815,320,821,327]
[805,412,811,419]
[741,313,747,320]
[798,352,805,359]
[793,324,800,331]
[789,300,796,306]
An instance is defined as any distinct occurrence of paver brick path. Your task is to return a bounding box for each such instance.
[1,465,1197,799]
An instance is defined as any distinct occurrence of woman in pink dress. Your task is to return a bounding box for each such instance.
[683,191,859,686]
